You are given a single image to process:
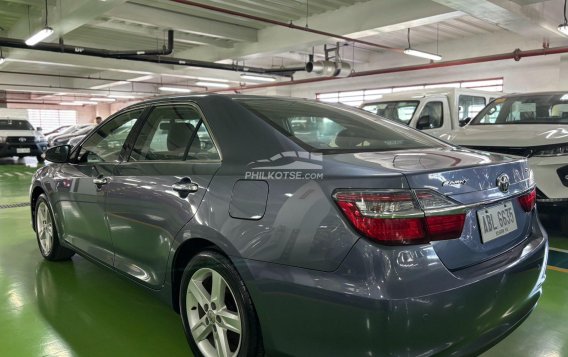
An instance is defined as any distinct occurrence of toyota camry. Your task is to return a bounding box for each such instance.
[30,95,547,357]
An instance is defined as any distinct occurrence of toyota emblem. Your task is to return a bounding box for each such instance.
[496,173,510,193]
[18,137,27,142]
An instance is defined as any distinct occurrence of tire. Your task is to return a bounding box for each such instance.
[34,194,75,261]
[180,250,263,357]
[36,154,45,163]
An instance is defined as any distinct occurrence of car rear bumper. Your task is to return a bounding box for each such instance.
[236,213,547,357]
[0,142,47,157]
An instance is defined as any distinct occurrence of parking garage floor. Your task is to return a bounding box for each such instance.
[0,158,567,357]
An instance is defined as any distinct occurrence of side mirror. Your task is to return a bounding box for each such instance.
[459,117,472,127]
[36,127,43,132]
[416,115,431,130]
[44,145,71,163]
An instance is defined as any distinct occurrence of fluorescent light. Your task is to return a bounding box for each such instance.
[59,102,78,106]
[159,86,192,93]
[89,98,116,102]
[240,74,276,82]
[129,75,153,82]
[25,27,54,46]
[0,57,4,65]
[559,24,568,35]
[196,81,230,88]
[425,83,461,89]
[404,48,442,61]
[393,85,425,93]
[90,81,129,89]
[461,79,503,88]
[197,77,229,83]
[561,94,568,101]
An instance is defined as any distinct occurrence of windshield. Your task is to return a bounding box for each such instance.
[0,120,34,131]
[238,98,446,153]
[471,94,568,125]
[361,101,419,125]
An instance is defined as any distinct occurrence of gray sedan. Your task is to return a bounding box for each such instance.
[30,95,547,357]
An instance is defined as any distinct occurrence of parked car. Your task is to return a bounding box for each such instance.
[51,125,95,146]
[360,88,496,137]
[67,134,85,148]
[47,124,93,146]
[43,125,71,137]
[31,95,547,357]
[0,118,47,161]
[444,91,568,233]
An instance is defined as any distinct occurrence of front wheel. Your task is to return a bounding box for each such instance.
[36,154,45,162]
[180,250,263,357]
[35,194,75,261]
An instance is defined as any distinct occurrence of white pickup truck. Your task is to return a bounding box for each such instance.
[361,88,497,138]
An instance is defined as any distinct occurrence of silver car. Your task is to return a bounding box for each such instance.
[31,95,547,357]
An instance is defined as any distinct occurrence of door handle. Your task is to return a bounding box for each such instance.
[172,178,199,196]
[93,176,110,186]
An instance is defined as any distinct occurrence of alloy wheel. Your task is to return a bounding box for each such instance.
[36,201,54,256]
[185,267,242,357]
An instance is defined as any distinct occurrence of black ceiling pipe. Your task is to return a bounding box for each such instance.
[109,29,174,57]
[0,35,303,76]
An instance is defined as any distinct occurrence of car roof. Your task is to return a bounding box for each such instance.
[498,91,568,98]
[361,88,497,103]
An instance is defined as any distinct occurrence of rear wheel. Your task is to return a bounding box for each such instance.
[180,251,263,357]
[36,154,45,162]
[35,194,75,261]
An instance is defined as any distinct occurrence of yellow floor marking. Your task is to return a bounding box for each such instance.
[547,266,568,273]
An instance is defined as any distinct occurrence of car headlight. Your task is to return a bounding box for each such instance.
[532,145,568,157]
[0,136,5,143]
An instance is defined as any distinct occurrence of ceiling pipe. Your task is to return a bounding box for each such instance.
[0,36,303,76]
[211,46,568,92]
[170,0,402,53]
[108,29,174,57]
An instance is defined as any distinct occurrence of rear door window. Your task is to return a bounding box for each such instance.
[129,105,220,161]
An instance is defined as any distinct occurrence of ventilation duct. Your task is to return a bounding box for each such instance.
[305,60,351,77]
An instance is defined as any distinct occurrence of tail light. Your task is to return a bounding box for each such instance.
[333,190,465,245]
[518,188,536,212]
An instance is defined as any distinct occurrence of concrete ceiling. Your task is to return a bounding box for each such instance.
[0,0,567,105]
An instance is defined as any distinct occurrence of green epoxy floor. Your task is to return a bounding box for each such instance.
[1,158,567,357]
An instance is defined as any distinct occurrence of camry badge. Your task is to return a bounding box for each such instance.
[442,179,468,187]
[18,137,27,142]
[496,173,510,193]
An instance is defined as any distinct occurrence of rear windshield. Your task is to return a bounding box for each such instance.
[471,94,568,125]
[361,101,419,125]
[238,98,446,153]
[0,120,34,131]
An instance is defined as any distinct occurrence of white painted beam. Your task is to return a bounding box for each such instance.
[104,3,257,42]
[89,20,234,48]
[432,0,565,39]
[175,0,463,62]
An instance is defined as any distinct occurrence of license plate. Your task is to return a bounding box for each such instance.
[477,200,517,243]
[16,148,30,154]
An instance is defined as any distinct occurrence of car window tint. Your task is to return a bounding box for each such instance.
[418,101,443,129]
[238,98,445,153]
[77,109,142,163]
[130,105,220,161]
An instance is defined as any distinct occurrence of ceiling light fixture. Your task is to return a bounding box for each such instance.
[159,86,192,93]
[559,0,568,35]
[404,28,442,61]
[25,0,54,46]
[240,74,276,82]
[196,81,230,88]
